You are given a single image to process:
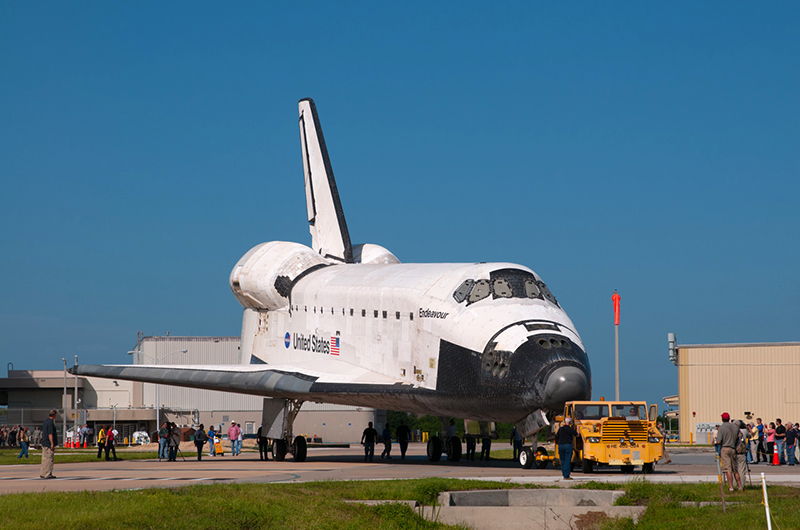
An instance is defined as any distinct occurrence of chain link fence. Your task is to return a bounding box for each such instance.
[0,408,148,447]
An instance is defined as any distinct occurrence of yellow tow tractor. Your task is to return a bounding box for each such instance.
[520,400,664,473]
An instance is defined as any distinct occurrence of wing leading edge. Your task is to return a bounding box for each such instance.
[69,362,429,403]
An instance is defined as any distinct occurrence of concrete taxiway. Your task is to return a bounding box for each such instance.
[2,444,798,495]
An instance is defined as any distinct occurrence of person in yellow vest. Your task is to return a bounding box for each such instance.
[96,426,106,459]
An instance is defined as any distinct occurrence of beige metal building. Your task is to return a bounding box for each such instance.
[673,340,800,443]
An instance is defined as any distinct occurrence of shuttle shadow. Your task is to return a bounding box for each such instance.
[262,452,527,469]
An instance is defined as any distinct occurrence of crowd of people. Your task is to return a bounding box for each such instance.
[713,416,799,466]
[1,425,43,454]
[154,421,243,461]
[710,413,800,492]
[156,421,190,461]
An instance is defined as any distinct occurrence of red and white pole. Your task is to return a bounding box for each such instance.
[613,290,621,401]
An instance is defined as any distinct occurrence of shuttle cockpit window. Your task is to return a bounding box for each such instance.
[453,279,475,303]
[452,269,560,307]
[524,279,541,298]
[469,279,491,303]
[493,278,512,298]
[539,282,558,305]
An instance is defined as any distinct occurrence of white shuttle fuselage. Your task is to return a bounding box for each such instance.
[231,242,590,422]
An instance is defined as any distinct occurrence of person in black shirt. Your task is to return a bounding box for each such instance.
[361,422,378,462]
[381,423,393,459]
[785,422,797,466]
[395,421,411,459]
[775,419,787,465]
[256,426,269,461]
[556,417,578,480]
[194,424,207,461]
[40,409,58,479]
[465,432,476,462]
[480,432,492,461]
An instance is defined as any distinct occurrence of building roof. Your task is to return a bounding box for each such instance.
[0,370,86,390]
[678,341,800,349]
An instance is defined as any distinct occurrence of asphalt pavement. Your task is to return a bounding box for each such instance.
[1,444,798,495]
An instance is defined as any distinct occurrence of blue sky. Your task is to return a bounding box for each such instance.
[1,3,798,411]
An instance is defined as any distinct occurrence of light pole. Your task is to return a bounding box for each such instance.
[127,348,187,434]
[62,358,67,447]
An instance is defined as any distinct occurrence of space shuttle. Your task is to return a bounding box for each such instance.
[73,98,591,463]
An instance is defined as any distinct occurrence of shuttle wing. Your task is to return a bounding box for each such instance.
[298,98,353,263]
[70,359,425,401]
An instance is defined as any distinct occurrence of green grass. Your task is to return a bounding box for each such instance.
[1,476,796,530]
[575,479,797,530]
[0,447,159,465]
[0,478,524,530]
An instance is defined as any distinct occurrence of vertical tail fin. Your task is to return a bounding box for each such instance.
[298,98,353,263]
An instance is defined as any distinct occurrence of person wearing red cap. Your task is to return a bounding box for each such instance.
[717,413,743,492]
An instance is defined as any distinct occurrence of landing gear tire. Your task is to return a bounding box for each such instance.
[520,447,534,469]
[534,446,549,469]
[446,436,462,462]
[272,439,287,461]
[582,458,594,473]
[292,436,307,462]
[642,462,654,474]
[621,464,635,474]
[427,436,443,462]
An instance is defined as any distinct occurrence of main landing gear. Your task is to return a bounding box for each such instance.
[426,434,463,462]
[264,398,307,462]
[426,416,468,463]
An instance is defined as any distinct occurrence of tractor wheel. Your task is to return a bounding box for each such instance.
[520,447,534,469]
[534,446,549,469]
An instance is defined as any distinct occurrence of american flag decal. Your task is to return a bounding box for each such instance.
[331,336,340,355]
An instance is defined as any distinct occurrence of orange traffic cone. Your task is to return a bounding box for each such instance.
[66,439,71,449]
[772,443,780,465]
[83,440,88,449]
